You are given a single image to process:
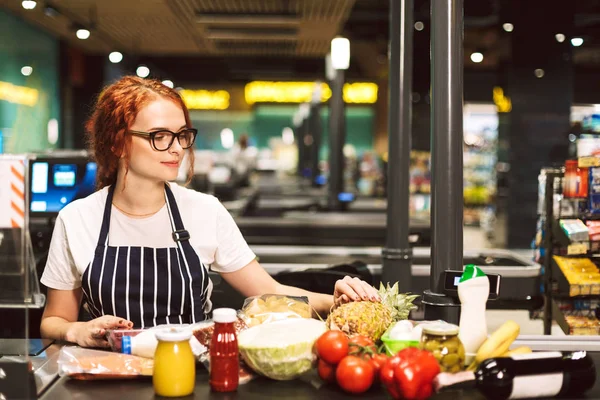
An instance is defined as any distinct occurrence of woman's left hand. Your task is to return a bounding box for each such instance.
[333,276,380,308]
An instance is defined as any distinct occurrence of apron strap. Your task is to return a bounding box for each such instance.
[164,183,190,242]
[96,185,115,247]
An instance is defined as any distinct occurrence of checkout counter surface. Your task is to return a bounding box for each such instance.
[34,339,600,400]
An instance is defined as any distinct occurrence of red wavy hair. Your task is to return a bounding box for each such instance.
[85,76,195,189]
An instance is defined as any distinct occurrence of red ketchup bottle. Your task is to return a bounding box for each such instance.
[210,308,239,392]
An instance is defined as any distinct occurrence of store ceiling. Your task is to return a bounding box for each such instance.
[2,0,600,82]
[0,0,356,56]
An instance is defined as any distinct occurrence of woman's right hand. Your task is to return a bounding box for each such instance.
[66,315,133,348]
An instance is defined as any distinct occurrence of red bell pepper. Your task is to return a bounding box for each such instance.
[380,347,440,400]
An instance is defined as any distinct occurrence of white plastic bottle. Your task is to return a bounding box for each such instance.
[457,264,490,366]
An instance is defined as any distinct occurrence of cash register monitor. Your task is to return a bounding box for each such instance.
[29,157,97,218]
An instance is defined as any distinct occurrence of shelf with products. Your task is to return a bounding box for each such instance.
[553,298,600,335]
[537,154,600,334]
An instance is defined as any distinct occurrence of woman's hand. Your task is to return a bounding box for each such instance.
[65,315,133,348]
[333,276,381,308]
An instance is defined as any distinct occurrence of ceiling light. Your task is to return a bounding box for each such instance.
[331,37,350,70]
[162,80,174,88]
[21,66,33,76]
[502,23,514,32]
[414,21,424,31]
[571,37,584,47]
[534,69,545,78]
[555,33,566,43]
[22,1,36,10]
[470,52,483,63]
[136,65,150,78]
[108,51,123,63]
[76,29,90,40]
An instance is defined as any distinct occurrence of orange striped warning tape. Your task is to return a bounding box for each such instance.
[10,161,25,228]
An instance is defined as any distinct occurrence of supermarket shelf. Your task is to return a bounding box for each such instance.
[553,299,571,335]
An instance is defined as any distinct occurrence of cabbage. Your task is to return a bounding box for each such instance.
[237,318,326,380]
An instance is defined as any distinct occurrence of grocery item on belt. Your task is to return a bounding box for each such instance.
[239,294,312,327]
[58,346,153,379]
[191,318,248,348]
[327,282,419,342]
[238,318,326,380]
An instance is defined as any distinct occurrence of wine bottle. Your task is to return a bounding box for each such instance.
[433,351,596,399]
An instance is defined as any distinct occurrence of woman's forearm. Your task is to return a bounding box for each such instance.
[40,316,82,342]
[274,284,334,318]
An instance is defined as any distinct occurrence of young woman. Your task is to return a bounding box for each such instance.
[40,76,379,348]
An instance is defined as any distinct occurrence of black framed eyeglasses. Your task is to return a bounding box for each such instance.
[129,128,198,151]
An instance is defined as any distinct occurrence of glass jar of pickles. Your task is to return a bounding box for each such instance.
[420,323,465,373]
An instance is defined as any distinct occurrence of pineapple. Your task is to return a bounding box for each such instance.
[326,282,419,342]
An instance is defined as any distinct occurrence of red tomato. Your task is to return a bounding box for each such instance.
[348,334,377,355]
[317,359,336,383]
[316,331,349,365]
[369,353,389,378]
[335,355,375,394]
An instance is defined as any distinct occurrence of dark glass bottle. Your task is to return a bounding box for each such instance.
[435,351,596,399]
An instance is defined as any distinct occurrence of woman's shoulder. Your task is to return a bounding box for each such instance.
[169,182,221,209]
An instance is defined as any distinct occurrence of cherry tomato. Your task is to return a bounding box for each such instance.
[335,355,375,394]
[348,334,377,355]
[317,359,336,383]
[316,331,349,365]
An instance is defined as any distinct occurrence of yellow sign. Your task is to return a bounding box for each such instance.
[0,81,39,107]
[179,89,230,110]
[493,86,511,113]
[244,81,378,105]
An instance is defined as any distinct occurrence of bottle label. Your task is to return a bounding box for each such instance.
[510,351,562,361]
[509,373,563,399]
[121,336,132,355]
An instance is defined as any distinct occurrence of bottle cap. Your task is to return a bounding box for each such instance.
[213,308,237,323]
[154,326,192,342]
[422,322,460,336]
[459,264,487,283]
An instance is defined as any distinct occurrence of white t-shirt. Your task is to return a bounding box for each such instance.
[40,183,256,291]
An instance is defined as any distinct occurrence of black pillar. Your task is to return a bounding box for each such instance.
[423,0,464,324]
[506,0,574,248]
[328,70,346,211]
[309,103,323,186]
[382,0,414,291]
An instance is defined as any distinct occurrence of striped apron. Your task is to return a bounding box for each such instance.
[81,184,209,328]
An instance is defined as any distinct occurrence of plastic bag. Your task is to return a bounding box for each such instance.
[58,346,153,380]
[239,294,312,327]
[190,317,248,349]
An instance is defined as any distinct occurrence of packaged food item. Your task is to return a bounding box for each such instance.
[191,318,248,348]
[420,322,465,373]
[58,346,153,380]
[153,327,195,397]
[589,167,600,214]
[239,294,312,327]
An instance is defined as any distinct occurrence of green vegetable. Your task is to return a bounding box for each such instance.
[238,318,326,380]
